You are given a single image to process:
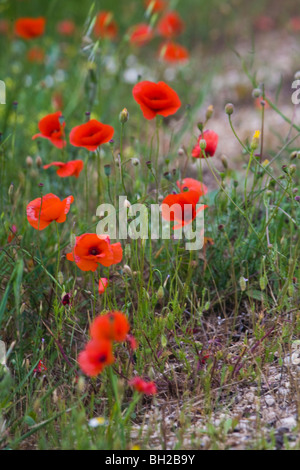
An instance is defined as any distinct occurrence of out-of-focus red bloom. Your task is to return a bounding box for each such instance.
[52,92,64,111]
[157,11,184,38]
[90,311,130,343]
[129,377,157,395]
[94,11,118,40]
[66,234,122,272]
[43,160,84,178]
[27,46,45,64]
[57,20,76,36]
[133,80,181,120]
[126,334,138,351]
[177,178,208,197]
[0,20,9,36]
[14,17,46,39]
[27,193,74,231]
[7,225,17,243]
[254,96,270,110]
[69,119,114,152]
[129,23,154,47]
[253,16,275,32]
[34,360,47,373]
[162,189,206,230]
[32,111,66,149]
[158,41,189,63]
[98,277,108,294]
[289,17,300,32]
[78,339,114,377]
[192,129,218,159]
[144,0,167,12]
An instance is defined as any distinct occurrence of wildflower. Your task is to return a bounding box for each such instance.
[78,339,114,377]
[26,193,74,230]
[7,225,17,243]
[98,277,108,295]
[129,24,154,47]
[161,189,207,230]
[14,17,46,39]
[144,0,167,12]
[129,377,157,395]
[94,11,118,40]
[69,119,114,152]
[132,80,181,120]
[90,312,130,343]
[57,20,76,36]
[32,111,66,149]
[192,129,218,159]
[43,160,84,178]
[27,46,45,64]
[66,234,122,271]
[126,334,138,351]
[62,293,71,306]
[157,11,184,38]
[34,360,47,373]
[158,41,189,63]
[251,130,260,150]
[176,177,208,197]
[88,417,107,428]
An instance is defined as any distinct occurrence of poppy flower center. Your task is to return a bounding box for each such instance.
[89,247,100,256]
[98,354,107,363]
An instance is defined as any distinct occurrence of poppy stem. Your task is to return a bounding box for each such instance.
[55,222,61,289]
[97,148,102,203]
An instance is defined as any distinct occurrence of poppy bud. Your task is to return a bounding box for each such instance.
[206,105,214,120]
[289,164,296,175]
[123,264,133,276]
[239,276,247,292]
[119,108,129,124]
[131,158,140,166]
[252,88,262,98]
[57,272,64,284]
[36,156,42,168]
[26,156,33,167]
[197,122,204,132]
[157,285,164,302]
[259,276,267,290]
[70,233,76,248]
[225,103,234,115]
[221,154,228,169]
[123,199,131,209]
[178,147,184,156]
[290,151,297,160]
[163,171,172,181]
[199,139,207,150]
[146,160,152,169]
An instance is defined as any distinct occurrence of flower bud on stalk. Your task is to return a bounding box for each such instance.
[119,108,129,124]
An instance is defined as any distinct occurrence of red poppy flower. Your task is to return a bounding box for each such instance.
[129,377,157,395]
[78,339,114,377]
[162,190,206,230]
[27,193,74,231]
[69,120,114,152]
[132,81,181,120]
[0,20,9,36]
[192,129,218,159]
[7,225,17,243]
[27,46,45,64]
[129,24,154,47]
[43,160,84,178]
[34,360,47,374]
[32,111,66,149]
[98,277,108,294]
[57,20,76,36]
[177,178,208,197]
[157,11,184,38]
[66,234,123,272]
[90,311,130,343]
[126,334,138,351]
[144,0,167,12]
[94,11,118,40]
[290,17,300,32]
[14,17,46,40]
[158,41,189,63]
